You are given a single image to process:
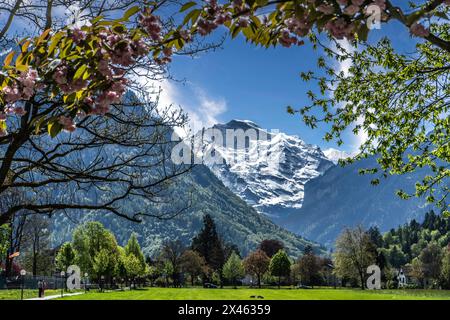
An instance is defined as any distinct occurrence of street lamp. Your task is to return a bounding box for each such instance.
[84,273,88,293]
[20,269,26,300]
[100,275,105,292]
[60,271,65,298]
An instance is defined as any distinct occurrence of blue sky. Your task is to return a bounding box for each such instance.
[0,2,417,154]
[165,20,415,153]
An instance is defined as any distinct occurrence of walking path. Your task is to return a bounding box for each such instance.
[26,292,84,300]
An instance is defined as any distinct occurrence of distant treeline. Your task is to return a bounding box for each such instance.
[1,211,449,290]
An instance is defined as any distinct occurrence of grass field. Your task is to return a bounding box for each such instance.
[0,289,61,300]
[57,287,450,300]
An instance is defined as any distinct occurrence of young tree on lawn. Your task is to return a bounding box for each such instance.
[92,248,118,282]
[419,243,443,288]
[0,224,9,265]
[181,249,207,286]
[334,226,377,290]
[191,214,226,277]
[258,239,285,258]
[0,190,28,276]
[175,0,450,215]
[122,253,143,288]
[297,250,321,287]
[125,233,146,271]
[269,250,291,288]
[410,257,425,288]
[222,251,244,289]
[22,214,51,276]
[290,262,302,286]
[440,246,450,289]
[55,242,76,272]
[161,240,186,287]
[243,249,270,288]
[72,221,120,277]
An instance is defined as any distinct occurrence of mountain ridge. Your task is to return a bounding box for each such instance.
[201,119,334,221]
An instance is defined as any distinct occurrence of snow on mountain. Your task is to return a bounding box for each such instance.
[198,120,334,221]
[323,148,357,164]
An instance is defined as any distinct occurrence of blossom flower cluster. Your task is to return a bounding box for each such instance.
[0,9,188,137]
[193,0,439,46]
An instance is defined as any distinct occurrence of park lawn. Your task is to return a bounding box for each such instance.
[0,289,60,300]
[60,287,450,300]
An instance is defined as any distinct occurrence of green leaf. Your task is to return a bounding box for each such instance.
[36,28,51,45]
[48,121,62,138]
[74,64,88,80]
[180,1,197,12]
[48,32,65,55]
[3,51,15,67]
[21,40,31,53]
[182,9,201,25]
[256,0,268,6]
[123,6,140,20]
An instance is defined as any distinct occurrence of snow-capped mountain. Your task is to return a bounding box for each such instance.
[323,148,357,164]
[198,120,334,221]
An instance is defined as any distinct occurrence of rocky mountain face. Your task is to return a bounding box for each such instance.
[279,156,435,247]
[200,120,334,221]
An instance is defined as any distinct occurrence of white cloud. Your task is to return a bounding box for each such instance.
[332,39,368,152]
[133,73,227,137]
[323,148,358,164]
[335,39,354,77]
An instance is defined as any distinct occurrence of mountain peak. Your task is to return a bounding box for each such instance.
[213,119,261,131]
[203,121,334,222]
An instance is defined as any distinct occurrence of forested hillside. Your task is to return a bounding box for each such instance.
[51,165,324,258]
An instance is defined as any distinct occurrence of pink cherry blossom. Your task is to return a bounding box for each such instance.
[317,4,335,15]
[410,22,429,37]
[58,115,76,132]
[344,5,360,16]
[13,106,26,116]
[2,85,21,103]
[72,28,87,44]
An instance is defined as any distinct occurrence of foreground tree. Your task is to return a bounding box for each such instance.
[222,251,244,289]
[269,250,291,288]
[334,226,376,290]
[0,1,213,225]
[243,249,270,288]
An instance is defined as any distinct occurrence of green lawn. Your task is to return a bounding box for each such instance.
[58,287,450,300]
[0,289,60,300]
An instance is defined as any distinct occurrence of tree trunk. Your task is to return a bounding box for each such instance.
[359,271,365,290]
[32,242,37,276]
[257,274,261,288]
[278,276,281,289]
